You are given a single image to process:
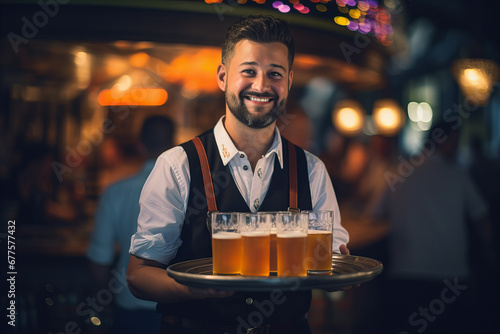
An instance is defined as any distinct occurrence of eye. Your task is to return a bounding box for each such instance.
[269,71,284,78]
[242,69,255,76]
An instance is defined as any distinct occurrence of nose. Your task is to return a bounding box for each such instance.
[252,73,270,93]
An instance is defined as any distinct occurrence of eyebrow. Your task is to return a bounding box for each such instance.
[239,61,287,72]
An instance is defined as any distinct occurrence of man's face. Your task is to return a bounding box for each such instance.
[217,39,293,129]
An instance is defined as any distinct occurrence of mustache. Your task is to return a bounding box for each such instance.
[240,90,277,99]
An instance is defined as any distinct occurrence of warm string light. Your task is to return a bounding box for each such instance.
[204,0,394,45]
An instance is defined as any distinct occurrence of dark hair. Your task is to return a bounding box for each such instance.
[221,15,295,70]
[140,115,175,157]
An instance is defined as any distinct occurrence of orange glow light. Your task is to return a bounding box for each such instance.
[372,99,405,136]
[130,52,150,68]
[294,55,322,69]
[162,48,221,96]
[98,88,168,106]
[332,99,365,136]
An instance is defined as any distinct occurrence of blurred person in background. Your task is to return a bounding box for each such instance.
[87,115,175,334]
[467,136,500,330]
[375,118,493,333]
[468,136,500,257]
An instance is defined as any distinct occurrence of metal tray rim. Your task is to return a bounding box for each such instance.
[167,254,383,291]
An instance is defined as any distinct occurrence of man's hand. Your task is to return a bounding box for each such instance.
[322,244,357,292]
[127,255,235,303]
[339,244,350,255]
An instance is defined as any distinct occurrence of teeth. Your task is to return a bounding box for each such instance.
[249,96,270,102]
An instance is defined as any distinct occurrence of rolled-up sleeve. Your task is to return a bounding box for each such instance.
[305,151,349,253]
[129,146,190,265]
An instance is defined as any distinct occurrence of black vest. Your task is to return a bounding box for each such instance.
[158,129,313,325]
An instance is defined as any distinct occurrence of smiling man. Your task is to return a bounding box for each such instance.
[222,39,290,129]
[127,15,349,334]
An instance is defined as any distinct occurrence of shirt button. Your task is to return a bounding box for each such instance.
[240,154,245,158]
[257,168,262,178]
[245,298,253,305]
[243,165,249,171]
[253,198,260,210]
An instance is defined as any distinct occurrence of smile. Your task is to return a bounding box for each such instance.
[246,96,272,103]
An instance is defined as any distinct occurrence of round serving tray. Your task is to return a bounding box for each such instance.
[167,254,383,291]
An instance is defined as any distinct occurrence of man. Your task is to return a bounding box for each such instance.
[376,119,491,333]
[127,15,350,334]
[87,115,175,334]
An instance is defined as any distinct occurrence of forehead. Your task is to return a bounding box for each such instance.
[230,39,289,69]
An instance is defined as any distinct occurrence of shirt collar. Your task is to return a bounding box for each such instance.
[213,116,284,169]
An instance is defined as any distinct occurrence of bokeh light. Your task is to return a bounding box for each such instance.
[452,58,500,106]
[334,16,350,25]
[349,8,361,19]
[91,316,102,326]
[279,4,291,12]
[372,99,405,136]
[332,100,365,136]
[407,101,433,131]
[203,0,394,45]
[347,21,359,31]
[316,4,327,12]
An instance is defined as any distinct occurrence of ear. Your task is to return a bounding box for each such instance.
[288,69,294,91]
[216,63,227,92]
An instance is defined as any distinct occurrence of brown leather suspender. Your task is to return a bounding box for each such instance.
[192,137,218,212]
[288,141,299,212]
[192,137,298,212]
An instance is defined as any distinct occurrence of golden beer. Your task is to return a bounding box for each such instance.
[270,229,277,273]
[212,232,242,275]
[306,230,333,272]
[277,231,307,276]
[241,231,271,276]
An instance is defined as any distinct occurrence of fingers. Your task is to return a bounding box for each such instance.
[339,244,350,255]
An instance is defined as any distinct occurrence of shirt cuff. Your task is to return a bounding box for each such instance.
[332,228,350,253]
[129,231,181,265]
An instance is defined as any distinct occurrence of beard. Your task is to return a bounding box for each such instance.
[226,89,287,129]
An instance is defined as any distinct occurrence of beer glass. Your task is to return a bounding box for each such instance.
[269,213,278,274]
[256,212,278,274]
[275,211,308,276]
[304,210,333,273]
[211,212,242,275]
[239,212,271,276]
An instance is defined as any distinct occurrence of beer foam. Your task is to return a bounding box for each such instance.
[212,232,241,239]
[241,231,270,237]
[307,230,332,234]
[277,231,307,238]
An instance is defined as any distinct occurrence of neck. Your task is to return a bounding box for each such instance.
[224,113,276,170]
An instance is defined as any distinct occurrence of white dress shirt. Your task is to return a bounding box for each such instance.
[130,117,349,265]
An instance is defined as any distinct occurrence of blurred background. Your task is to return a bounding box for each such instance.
[1,0,499,333]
